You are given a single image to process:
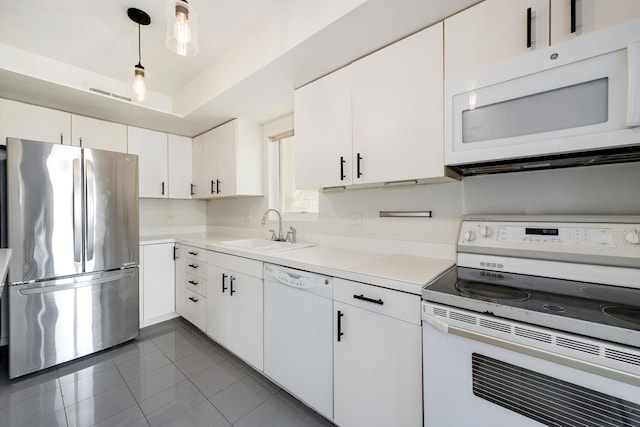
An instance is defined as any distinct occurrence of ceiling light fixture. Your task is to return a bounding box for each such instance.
[127,8,151,102]
[166,0,198,56]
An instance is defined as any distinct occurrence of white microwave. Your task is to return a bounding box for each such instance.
[445,18,640,175]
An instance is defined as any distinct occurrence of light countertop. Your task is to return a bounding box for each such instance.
[141,233,453,295]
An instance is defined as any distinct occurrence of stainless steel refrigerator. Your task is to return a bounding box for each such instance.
[6,138,139,378]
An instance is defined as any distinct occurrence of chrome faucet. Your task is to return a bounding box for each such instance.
[261,209,285,241]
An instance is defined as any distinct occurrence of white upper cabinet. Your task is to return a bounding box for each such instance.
[0,98,71,145]
[446,0,640,80]
[71,115,127,153]
[550,0,640,44]
[127,126,169,198]
[295,66,352,189]
[351,22,446,184]
[444,0,550,80]
[192,119,263,199]
[167,134,193,199]
[295,22,456,189]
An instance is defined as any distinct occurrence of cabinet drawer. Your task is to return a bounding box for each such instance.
[184,289,206,332]
[184,246,206,262]
[185,259,206,279]
[333,278,420,325]
[185,273,206,297]
[207,251,263,278]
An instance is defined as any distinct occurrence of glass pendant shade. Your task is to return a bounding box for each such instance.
[166,0,198,56]
[130,64,147,102]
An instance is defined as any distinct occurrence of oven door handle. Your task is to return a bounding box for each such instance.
[423,313,640,388]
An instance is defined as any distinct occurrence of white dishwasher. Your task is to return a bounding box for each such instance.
[263,264,333,419]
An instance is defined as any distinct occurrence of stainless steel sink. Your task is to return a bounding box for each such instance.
[219,238,315,253]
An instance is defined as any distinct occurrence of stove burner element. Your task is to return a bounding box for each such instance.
[603,306,640,327]
[456,281,531,302]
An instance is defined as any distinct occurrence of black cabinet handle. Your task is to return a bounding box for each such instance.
[188,251,198,256]
[216,179,221,194]
[60,133,64,144]
[188,296,199,303]
[79,137,83,148]
[161,181,165,196]
[570,0,576,33]
[173,246,178,260]
[210,180,214,194]
[188,280,199,286]
[526,7,532,48]
[353,294,384,305]
[188,264,199,269]
[337,310,344,342]
[230,276,236,296]
[222,273,228,293]
[356,153,363,178]
[340,156,346,181]
[190,183,195,196]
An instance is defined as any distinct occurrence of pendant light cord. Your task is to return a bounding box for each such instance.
[137,23,142,66]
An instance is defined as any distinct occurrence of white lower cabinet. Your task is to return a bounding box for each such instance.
[333,279,423,427]
[179,245,207,332]
[206,252,263,370]
[139,243,177,327]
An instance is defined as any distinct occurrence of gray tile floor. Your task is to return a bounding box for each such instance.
[0,318,336,427]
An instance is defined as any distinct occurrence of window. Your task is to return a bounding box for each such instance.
[269,132,319,219]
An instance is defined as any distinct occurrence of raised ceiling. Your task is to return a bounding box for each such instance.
[0,0,480,136]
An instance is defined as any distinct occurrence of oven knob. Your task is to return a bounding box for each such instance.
[625,229,640,245]
[479,226,493,238]
[463,230,476,241]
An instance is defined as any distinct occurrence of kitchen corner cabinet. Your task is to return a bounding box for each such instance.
[333,279,422,427]
[444,0,550,80]
[192,118,263,199]
[139,243,177,328]
[206,252,263,370]
[71,115,127,153]
[128,126,169,198]
[295,22,454,190]
[167,134,193,199]
[0,98,71,145]
[550,0,640,44]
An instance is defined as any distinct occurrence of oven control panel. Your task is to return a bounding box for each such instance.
[458,218,640,265]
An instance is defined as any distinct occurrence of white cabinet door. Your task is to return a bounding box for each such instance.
[229,273,263,370]
[167,134,193,199]
[351,23,445,184]
[71,115,127,153]
[197,129,219,198]
[444,0,550,79]
[333,301,422,427]
[141,243,176,325]
[295,66,352,189]
[212,120,237,197]
[174,244,186,317]
[550,0,640,44]
[128,126,168,198]
[206,264,232,348]
[0,99,71,145]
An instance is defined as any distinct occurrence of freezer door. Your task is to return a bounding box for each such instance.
[9,268,139,378]
[84,148,139,272]
[7,138,83,283]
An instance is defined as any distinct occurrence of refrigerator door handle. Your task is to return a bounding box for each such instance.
[17,269,135,295]
[73,158,83,264]
[86,159,95,262]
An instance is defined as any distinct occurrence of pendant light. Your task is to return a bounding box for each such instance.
[127,8,151,102]
[166,0,198,56]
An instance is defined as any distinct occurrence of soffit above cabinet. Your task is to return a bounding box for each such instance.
[0,0,480,137]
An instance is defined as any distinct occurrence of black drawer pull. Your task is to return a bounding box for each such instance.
[337,310,344,342]
[188,264,199,269]
[353,294,384,305]
[188,296,199,303]
[188,280,199,286]
[188,251,198,256]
